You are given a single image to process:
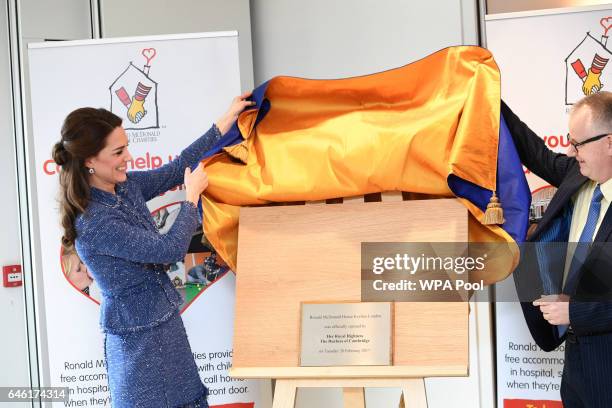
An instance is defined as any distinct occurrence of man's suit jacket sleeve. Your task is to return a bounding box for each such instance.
[521,302,563,351]
[501,100,574,187]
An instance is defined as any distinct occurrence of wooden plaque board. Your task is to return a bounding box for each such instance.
[231,199,469,378]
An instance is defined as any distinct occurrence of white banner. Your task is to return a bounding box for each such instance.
[486,6,612,408]
[27,32,271,408]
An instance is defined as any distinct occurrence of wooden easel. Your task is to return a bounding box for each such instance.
[230,194,469,408]
[272,377,426,408]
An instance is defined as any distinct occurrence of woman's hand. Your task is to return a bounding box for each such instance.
[215,91,256,135]
[184,163,209,205]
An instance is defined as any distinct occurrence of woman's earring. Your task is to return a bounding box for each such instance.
[88,168,95,174]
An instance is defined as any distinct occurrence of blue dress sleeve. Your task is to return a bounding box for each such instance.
[128,125,223,201]
[84,202,199,264]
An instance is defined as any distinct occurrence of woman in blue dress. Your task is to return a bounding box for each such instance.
[52,94,253,407]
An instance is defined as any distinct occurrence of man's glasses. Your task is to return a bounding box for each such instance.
[566,132,610,151]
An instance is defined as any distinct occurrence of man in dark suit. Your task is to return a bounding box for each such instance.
[502,92,612,407]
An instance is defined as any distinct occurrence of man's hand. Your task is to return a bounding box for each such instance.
[533,294,570,326]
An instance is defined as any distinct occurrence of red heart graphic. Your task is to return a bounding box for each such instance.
[142,48,157,65]
[600,17,612,36]
[61,201,227,313]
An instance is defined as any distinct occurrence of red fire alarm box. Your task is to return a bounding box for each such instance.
[3,265,22,287]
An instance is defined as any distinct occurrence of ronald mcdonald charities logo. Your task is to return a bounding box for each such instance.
[109,48,160,134]
[566,17,612,104]
[361,242,489,302]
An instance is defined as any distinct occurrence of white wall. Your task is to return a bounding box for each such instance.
[250,0,479,84]
[100,0,255,91]
[0,0,30,393]
[20,0,92,41]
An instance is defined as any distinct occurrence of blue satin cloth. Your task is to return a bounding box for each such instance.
[75,125,222,407]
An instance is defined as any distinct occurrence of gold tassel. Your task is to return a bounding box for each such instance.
[483,191,505,225]
[223,141,249,164]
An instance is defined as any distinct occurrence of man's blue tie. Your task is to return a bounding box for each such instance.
[559,184,604,337]
[564,184,604,295]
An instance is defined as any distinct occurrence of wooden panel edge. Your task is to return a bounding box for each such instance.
[229,365,468,379]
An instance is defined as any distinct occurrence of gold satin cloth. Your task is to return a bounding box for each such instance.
[201,46,518,284]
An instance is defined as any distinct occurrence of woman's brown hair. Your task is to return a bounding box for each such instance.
[52,108,122,249]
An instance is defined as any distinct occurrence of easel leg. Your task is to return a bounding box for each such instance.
[399,379,427,408]
[272,379,297,408]
[343,387,365,408]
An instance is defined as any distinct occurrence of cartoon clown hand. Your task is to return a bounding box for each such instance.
[582,53,609,96]
[127,82,152,123]
[582,69,603,95]
[128,98,146,123]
